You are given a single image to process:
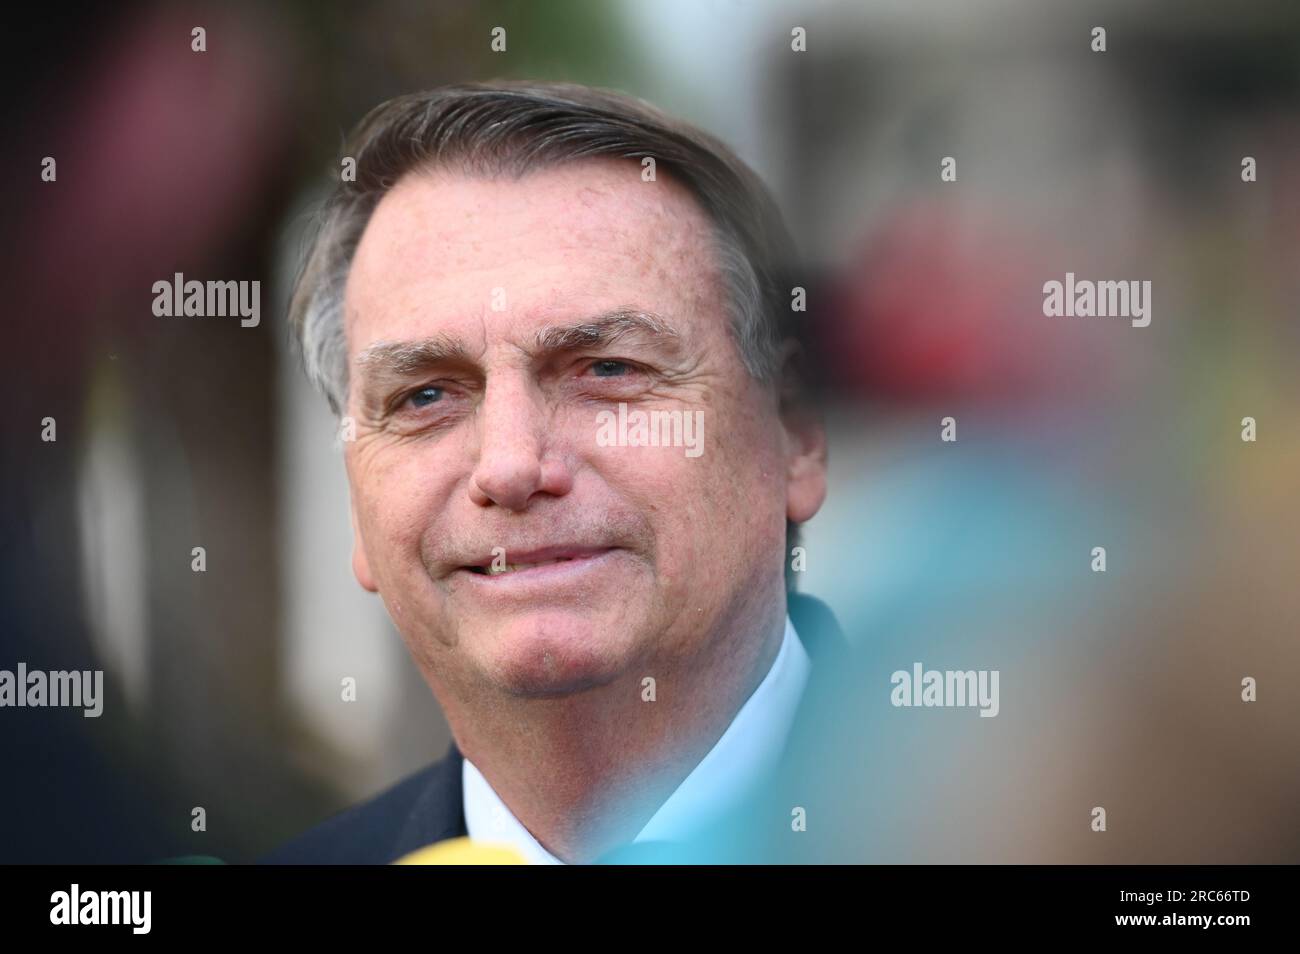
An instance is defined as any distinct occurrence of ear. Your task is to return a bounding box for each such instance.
[777,341,828,525]
[349,494,379,593]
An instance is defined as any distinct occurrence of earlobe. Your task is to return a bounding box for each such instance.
[785,412,828,525]
[350,500,379,593]
[777,341,828,525]
[352,544,378,593]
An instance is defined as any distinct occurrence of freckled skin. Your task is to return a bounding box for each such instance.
[340,158,826,861]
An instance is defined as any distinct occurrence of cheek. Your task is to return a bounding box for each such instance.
[699,407,789,554]
[349,446,447,574]
[590,425,782,583]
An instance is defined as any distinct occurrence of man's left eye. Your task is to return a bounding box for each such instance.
[589,360,632,377]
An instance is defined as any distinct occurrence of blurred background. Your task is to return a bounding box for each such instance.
[3,0,1298,863]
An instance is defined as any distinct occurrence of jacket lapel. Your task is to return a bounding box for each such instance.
[391,740,467,860]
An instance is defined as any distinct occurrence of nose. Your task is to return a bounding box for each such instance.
[468,375,573,511]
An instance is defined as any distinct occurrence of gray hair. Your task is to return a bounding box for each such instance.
[287,80,800,417]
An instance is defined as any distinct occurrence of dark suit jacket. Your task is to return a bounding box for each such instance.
[260,591,849,864]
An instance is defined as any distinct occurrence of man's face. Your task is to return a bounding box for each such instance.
[342,158,824,701]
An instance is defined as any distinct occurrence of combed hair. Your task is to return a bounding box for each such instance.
[287,79,800,416]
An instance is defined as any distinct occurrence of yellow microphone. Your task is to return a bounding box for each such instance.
[394,837,527,865]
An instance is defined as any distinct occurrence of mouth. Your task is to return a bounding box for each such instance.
[457,546,618,579]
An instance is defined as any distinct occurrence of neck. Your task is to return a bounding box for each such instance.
[440,598,788,863]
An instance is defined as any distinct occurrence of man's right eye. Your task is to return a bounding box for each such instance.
[407,386,444,408]
[589,359,633,377]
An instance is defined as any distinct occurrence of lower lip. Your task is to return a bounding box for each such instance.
[450,549,624,596]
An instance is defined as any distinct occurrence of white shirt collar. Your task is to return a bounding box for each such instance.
[462,614,812,864]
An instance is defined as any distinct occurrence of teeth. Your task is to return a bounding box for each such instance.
[486,557,569,575]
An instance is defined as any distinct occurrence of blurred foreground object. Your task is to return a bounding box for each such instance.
[394,838,526,865]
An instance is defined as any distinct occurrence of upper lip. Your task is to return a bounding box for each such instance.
[457,544,614,572]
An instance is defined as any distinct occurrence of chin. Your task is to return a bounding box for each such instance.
[474,610,636,698]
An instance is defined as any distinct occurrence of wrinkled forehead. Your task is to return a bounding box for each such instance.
[343,158,727,357]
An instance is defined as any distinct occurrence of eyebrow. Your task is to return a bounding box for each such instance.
[532,309,679,352]
[356,333,471,377]
[353,309,681,413]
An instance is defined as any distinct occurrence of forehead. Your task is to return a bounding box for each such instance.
[344,158,724,353]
